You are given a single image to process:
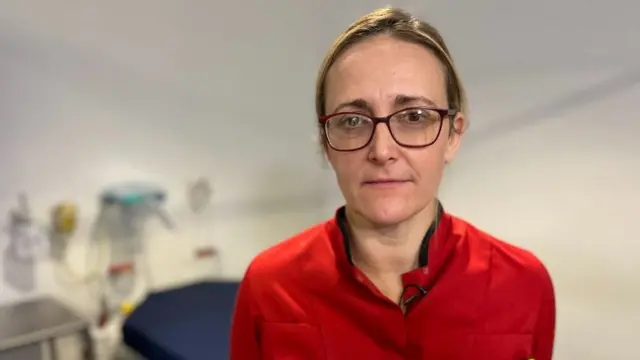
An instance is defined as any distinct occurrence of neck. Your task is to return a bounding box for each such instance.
[346,201,438,276]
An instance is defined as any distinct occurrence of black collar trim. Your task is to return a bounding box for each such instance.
[336,201,444,268]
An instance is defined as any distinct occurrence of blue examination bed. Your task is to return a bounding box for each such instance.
[122,281,240,360]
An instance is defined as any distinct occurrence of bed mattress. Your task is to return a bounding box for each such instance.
[122,281,240,360]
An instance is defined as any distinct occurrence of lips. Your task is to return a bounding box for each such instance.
[364,180,404,184]
[362,179,410,186]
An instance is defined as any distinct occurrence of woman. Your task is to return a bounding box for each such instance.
[230,7,555,360]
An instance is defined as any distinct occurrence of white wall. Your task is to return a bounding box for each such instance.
[1,0,639,359]
[444,71,640,360]
[0,0,333,311]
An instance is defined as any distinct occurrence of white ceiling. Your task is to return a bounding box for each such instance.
[0,0,637,140]
[312,0,640,76]
[2,0,638,79]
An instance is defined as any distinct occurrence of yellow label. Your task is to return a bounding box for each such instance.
[52,202,78,234]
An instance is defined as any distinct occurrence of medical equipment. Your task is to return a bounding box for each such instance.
[96,183,173,312]
[2,194,49,292]
[49,201,80,265]
[51,201,79,235]
[4,193,50,261]
[99,182,172,252]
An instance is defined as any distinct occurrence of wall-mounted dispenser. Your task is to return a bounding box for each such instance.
[96,183,173,309]
[2,193,49,292]
[51,201,79,236]
[5,193,50,261]
[99,183,173,253]
[187,177,212,213]
[49,201,79,263]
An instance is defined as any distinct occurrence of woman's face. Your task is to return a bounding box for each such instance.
[324,35,464,226]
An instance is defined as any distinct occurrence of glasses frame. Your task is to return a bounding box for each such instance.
[318,107,458,152]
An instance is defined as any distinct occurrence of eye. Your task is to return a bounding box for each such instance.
[395,108,438,125]
[404,109,428,122]
[336,114,368,127]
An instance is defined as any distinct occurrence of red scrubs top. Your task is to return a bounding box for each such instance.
[230,205,556,360]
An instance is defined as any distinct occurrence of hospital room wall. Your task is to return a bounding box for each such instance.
[0,0,336,311]
[0,1,639,359]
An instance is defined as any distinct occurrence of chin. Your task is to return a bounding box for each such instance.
[356,197,419,226]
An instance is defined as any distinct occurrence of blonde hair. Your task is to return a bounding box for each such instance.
[315,7,468,142]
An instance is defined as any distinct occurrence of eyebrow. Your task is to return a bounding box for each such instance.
[331,94,439,114]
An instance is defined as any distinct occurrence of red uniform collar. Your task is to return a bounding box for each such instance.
[325,201,455,290]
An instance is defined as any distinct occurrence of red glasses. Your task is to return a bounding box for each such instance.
[319,107,458,151]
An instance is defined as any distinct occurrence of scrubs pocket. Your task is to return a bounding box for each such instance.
[469,333,534,360]
[260,322,326,360]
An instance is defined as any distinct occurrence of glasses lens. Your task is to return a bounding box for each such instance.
[325,113,374,150]
[389,108,442,147]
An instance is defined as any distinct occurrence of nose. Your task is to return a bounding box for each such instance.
[367,123,398,163]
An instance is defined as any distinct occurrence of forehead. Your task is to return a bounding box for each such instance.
[325,35,447,111]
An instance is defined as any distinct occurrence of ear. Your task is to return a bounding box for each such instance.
[444,113,466,164]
